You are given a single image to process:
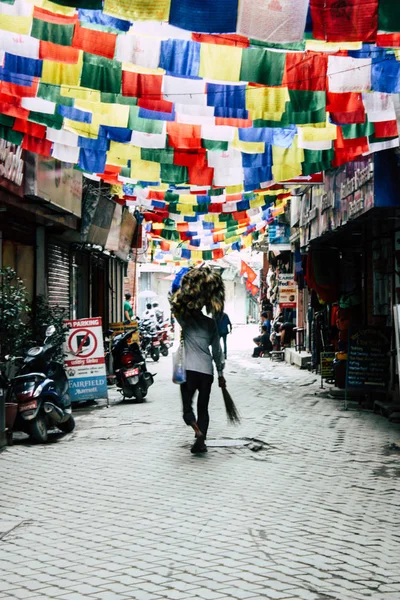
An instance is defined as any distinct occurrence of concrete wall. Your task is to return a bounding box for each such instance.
[224,278,247,324]
[138,271,248,324]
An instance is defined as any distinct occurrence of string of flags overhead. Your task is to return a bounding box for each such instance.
[1,0,400,262]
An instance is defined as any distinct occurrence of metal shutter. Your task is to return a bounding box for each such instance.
[47,241,70,314]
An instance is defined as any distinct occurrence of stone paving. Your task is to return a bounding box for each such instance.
[1,325,400,600]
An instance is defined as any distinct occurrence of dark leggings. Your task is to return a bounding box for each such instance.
[180,370,214,438]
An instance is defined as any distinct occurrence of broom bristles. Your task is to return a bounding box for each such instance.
[222,387,241,424]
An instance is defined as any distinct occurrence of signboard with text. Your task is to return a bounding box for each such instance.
[345,326,390,409]
[64,317,108,403]
[278,273,297,308]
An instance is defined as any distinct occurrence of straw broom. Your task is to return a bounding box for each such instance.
[220,381,241,424]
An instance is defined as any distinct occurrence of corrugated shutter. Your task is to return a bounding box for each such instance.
[47,241,70,314]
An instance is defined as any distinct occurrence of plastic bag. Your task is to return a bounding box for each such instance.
[172,340,186,384]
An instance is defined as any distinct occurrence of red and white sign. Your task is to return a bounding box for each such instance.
[64,317,108,403]
[278,274,297,309]
[282,172,324,185]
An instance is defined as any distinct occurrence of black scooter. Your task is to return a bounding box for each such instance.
[7,325,75,443]
[111,330,154,402]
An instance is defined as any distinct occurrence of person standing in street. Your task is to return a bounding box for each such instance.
[176,309,225,453]
[143,302,157,325]
[216,311,232,359]
[124,293,134,324]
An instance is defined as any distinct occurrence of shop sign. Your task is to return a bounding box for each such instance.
[64,317,108,403]
[116,209,136,261]
[25,154,82,217]
[320,352,335,379]
[347,184,374,219]
[345,326,390,409]
[321,190,335,213]
[340,163,373,200]
[278,273,297,308]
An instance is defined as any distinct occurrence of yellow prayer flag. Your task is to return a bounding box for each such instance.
[249,196,265,209]
[61,86,100,102]
[226,184,244,194]
[63,119,99,138]
[131,159,160,181]
[75,100,130,128]
[103,0,171,21]
[306,40,362,52]
[176,204,195,215]
[246,86,289,121]
[106,155,128,167]
[42,53,83,86]
[190,251,202,261]
[299,121,337,142]
[0,15,32,34]
[233,131,265,154]
[176,195,197,206]
[272,136,304,182]
[108,141,141,161]
[199,44,242,82]
[36,0,76,15]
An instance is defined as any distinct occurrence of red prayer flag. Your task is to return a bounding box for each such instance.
[72,23,117,59]
[283,51,328,91]
[13,119,47,138]
[373,120,398,138]
[310,0,378,43]
[22,134,52,156]
[122,71,163,99]
[40,41,80,63]
[192,33,249,47]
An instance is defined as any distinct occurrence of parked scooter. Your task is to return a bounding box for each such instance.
[156,321,172,357]
[6,325,75,443]
[139,319,161,362]
[111,330,154,402]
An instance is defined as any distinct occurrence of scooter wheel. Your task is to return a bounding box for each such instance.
[161,346,169,357]
[28,416,48,443]
[58,415,75,434]
[151,348,160,362]
[133,387,144,403]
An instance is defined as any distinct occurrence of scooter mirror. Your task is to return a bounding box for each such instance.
[45,325,56,337]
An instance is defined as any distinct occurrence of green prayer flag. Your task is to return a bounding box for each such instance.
[341,121,374,140]
[202,139,229,151]
[378,0,400,32]
[128,106,164,134]
[29,111,64,130]
[240,47,286,86]
[31,18,74,45]
[37,83,74,106]
[161,164,188,184]
[50,0,102,7]
[81,55,122,94]
[100,93,137,105]
[0,114,14,127]
[141,148,174,164]
[0,126,24,146]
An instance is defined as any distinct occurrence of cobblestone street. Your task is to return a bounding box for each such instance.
[1,326,400,600]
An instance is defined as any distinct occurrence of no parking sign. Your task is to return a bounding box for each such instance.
[64,317,108,403]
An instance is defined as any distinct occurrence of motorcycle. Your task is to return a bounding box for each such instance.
[139,319,161,362]
[6,325,75,443]
[111,330,154,402]
[157,321,172,357]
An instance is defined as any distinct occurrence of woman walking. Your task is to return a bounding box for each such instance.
[170,267,226,454]
[177,310,225,453]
